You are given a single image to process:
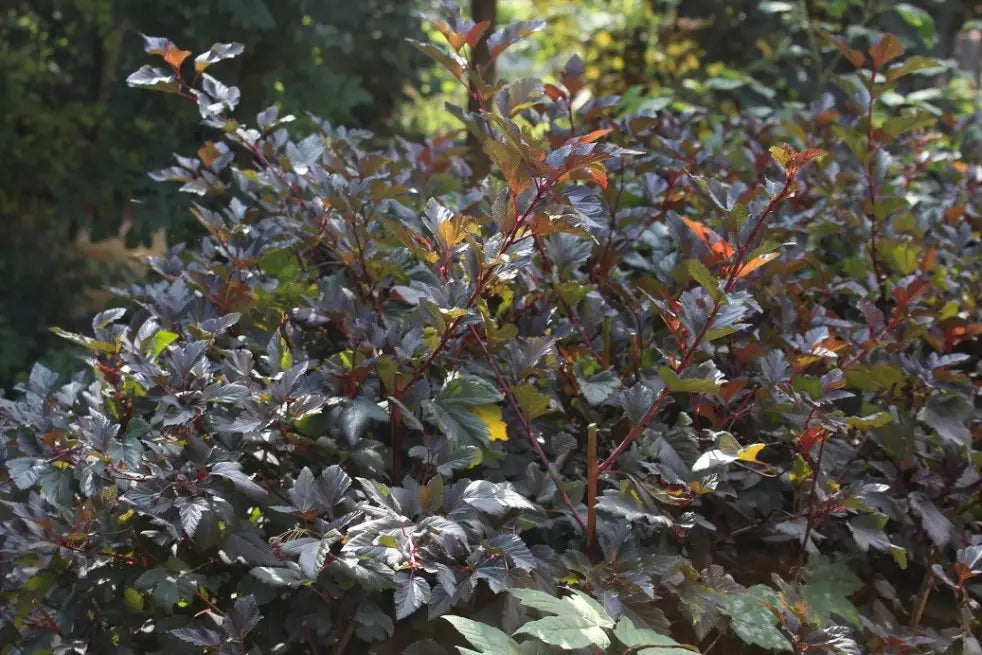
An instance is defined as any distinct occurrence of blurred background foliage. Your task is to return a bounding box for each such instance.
[1,0,979,387]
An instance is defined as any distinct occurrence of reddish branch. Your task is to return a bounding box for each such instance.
[389,179,556,477]
[598,174,796,472]
[398,179,555,396]
[470,325,587,531]
[799,302,906,564]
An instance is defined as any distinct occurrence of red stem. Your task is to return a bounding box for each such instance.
[598,175,795,472]
[469,325,587,531]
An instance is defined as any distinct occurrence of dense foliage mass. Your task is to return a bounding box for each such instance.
[1,4,980,654]
[0,0,426,382]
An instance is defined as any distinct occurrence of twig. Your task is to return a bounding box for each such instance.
[909,550,936,630]
[470,325,587,531]
[599,175,795,472]
[398,179,554,397]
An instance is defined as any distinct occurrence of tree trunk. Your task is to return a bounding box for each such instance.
[467,0,496,179]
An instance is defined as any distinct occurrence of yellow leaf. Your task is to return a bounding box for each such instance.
[197,141,221,168]
[438,218,466,249]
[736,443,766,462]
[123,587,144,612]
[469,404,508,442]
[688,480,713,495]
[769,144,793,168]
[735,252,780,278]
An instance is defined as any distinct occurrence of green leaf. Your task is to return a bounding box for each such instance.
[884,55,944,84]
[720,585,791,651]
[260,248,302,282]
[613,617,691,654]
[443,616,524,655]
[250,565,307,587]
[564,589,614,628]
[705,77,745,91]
[684,259,723,302]
[427,376,505,446]
[151,330,180,357]
[108,432,144,470]
[461,480,535,516]
[658,366,721,393]
[845,410,893,430]
[514,615,610,650]
[887,242,919,275]
[803,558,862,627]
[437,375,503,406]
[575,367,621,406]
[894,3,936,47]
[123,586,144,612]
[510,588,613,650]
[759,1,794,12]
[512,384,552,419]
[508,588,572,616]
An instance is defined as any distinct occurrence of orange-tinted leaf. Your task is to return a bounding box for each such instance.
[681,217,735,260]
[869,34,903,69]
[720,378,748,403]
[464,21,492,49]
[578,128,613,144]
[197,141,221,168]
[770,144,827,174]
[484,140,532,195]
[791,147,828,170]
[426,17,466,51]
[892,278,930,307]
[736,252,779,278]
[798,426,828,454]
[586,162,608,189]
[408,39,465,80]
[163,43,191,69]
[544,83,567,102]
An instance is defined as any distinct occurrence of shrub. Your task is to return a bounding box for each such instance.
[0,0,427,385]
[1,6,979,654]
